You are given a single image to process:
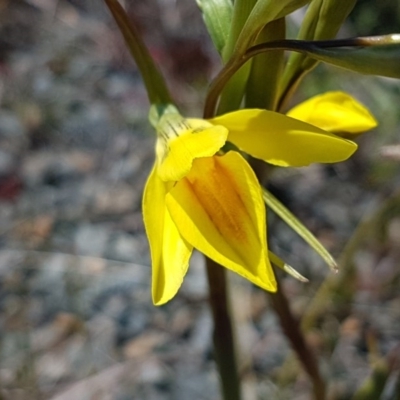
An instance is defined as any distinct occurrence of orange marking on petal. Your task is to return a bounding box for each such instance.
[185,156,260,247]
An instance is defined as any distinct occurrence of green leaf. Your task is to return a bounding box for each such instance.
[104,0,171,105]
[263,188,338,272]
[206,34,400,118]
[217,0,309,114]
[196,0,233,55]
[217,0,257,114]
[223,0,257,61]
[245,18,285,111]
[351,360,390,400]
[235,0,311,56]
[279,0,357,108]
[296,42,400,78]
[244,35,400,83]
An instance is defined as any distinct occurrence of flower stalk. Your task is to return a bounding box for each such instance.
[204,35,400,117]
[269,282,326,400]
[206,259,242,400]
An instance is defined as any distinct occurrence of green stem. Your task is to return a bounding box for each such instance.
[204,36,388,118]
[269,281,326,400]
[104,0,171,105]
[216,0,257,115]
[222,0,257,62]
[277,68,310,112]
[206,258,242,400]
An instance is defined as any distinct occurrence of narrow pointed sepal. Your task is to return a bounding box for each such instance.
[143,164,193,305]
[262,187,338,272]
[210,109,357,167]
[268,251,309,283]
[286,91,378,135]
[166,152,277,292]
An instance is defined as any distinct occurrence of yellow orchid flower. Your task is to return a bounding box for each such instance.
[143,92,376,305]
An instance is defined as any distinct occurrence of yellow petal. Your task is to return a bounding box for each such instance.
[156,118,228,182]
[209,109,357,167]
[166,152,276,292]
[143,164,193,305]
[286,91,378,134]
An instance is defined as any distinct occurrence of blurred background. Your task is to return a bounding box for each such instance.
[0,0,399,399]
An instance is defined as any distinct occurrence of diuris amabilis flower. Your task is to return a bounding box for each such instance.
[143,92,377,305]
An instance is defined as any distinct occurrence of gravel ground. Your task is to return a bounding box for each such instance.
[1,1,400,400]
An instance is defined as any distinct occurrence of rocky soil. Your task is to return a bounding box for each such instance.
[0,1,400,399]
